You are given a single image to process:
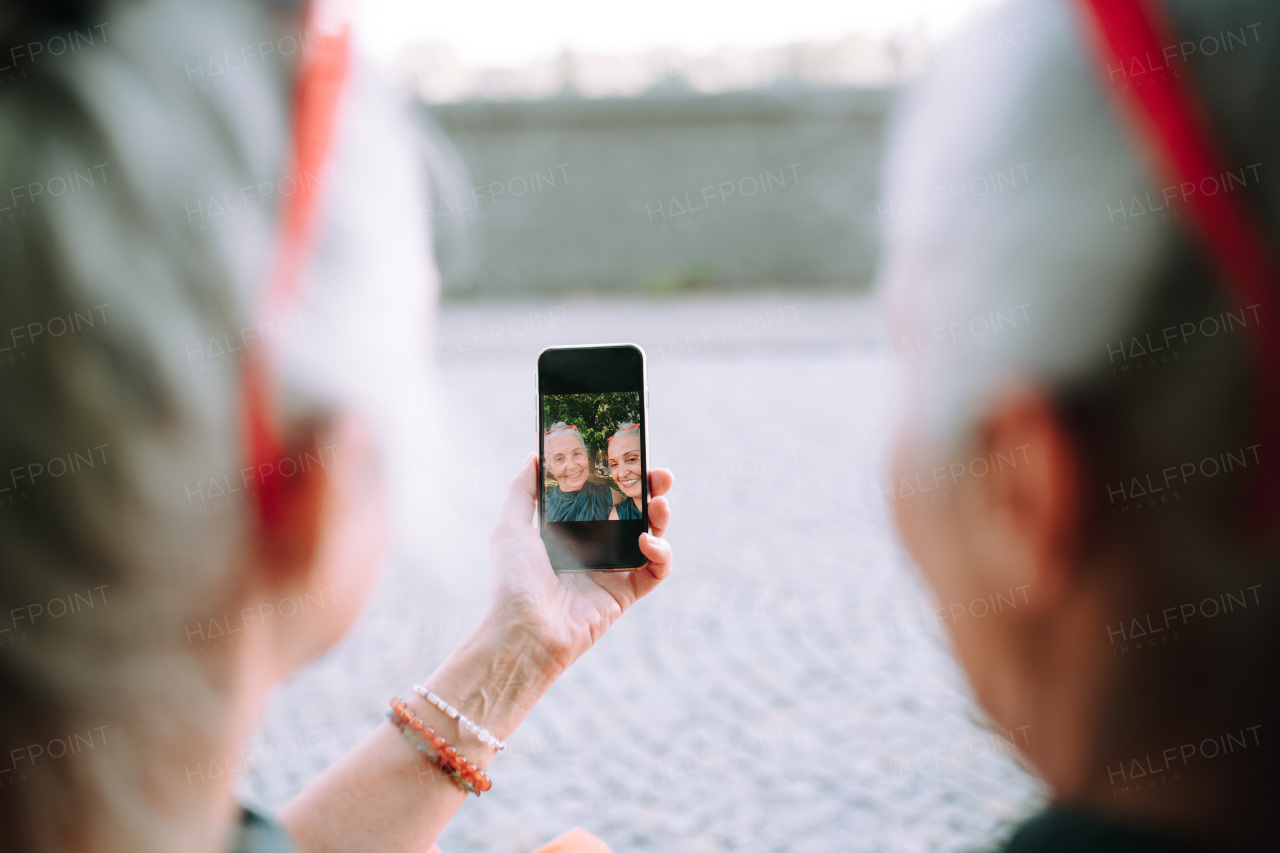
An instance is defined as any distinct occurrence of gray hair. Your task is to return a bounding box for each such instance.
[0,0,437,848]
[880,0,1276,712]
[609,422,640,444]
[544,421,587,452]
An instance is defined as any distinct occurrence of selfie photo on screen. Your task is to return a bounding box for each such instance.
[541,392,644,523]
[605,423,643,521]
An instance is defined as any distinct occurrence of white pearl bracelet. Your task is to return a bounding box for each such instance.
[412,685,507,752]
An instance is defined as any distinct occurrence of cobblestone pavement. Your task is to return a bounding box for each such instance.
[241,293,1046,852]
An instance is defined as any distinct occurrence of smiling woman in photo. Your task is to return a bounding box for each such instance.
[543,423,617,521]
[607,423,643,521]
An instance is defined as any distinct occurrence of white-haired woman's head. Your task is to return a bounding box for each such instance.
[880,0,1277,799]
[544,422,589,492]
[0,0,438,849]
[608,423,642,499]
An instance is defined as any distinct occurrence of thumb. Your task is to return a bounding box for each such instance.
[497,452,539,530]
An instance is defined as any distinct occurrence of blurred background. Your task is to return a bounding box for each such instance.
[383,0,1010,298]
[241,2,1048,850]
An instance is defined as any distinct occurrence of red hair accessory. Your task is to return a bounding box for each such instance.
[241,1,352,532]
[607,424,640,443]
[1076,0,1280,537]
[544,424,579,436]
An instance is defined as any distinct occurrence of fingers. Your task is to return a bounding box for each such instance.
[614,531,672,606]
[497,453,539,530]
[589,530,673,610]
[646,495,670,540]
[648,468,674,498]
[638,531,672,580]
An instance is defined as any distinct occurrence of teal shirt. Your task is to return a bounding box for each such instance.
[614,496,642,520]
[230,806,295,853]
[544,480,615,522]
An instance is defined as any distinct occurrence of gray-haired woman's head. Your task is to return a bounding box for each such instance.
[608,423,642,499]
[0,0,439,848]
[544,422,590,492]
[879,0,1277,791]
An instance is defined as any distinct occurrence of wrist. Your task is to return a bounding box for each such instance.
[473,614,572,683]
[415,619,565,755]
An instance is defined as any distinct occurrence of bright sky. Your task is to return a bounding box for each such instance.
[353,0,1002,67]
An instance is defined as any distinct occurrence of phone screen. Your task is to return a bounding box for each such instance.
[537,345,648,571]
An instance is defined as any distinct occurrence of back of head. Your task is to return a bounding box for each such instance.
[0,0,438,848]
[880,0,1278,799]
[0,1,295,847]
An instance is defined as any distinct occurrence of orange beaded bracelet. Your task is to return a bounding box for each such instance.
[387,697,493,795]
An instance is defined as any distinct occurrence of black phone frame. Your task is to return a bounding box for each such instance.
[536,344,649,572]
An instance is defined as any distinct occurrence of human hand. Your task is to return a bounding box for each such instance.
[486,454,674,672]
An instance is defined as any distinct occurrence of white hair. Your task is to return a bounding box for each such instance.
[882,0,1167,438]
[609,422,640,445]
[0,0,438,848]
[544,422,587,452]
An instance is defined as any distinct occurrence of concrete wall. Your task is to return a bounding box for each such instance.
[426,88,892,296]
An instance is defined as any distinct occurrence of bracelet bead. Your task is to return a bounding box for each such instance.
[411,684,508,752]
[386,697,492,796]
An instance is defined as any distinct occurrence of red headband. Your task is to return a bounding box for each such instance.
[1077,0,1280,536]
[242,1,352,530]
[607,424,640,443]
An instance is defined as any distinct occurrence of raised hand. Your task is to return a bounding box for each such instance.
[487,454,674,670]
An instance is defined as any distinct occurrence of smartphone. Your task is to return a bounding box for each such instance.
[537,344,649,572]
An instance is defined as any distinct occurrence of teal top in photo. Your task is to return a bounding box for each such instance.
[614,496,642,520]
[545,480,614,521]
